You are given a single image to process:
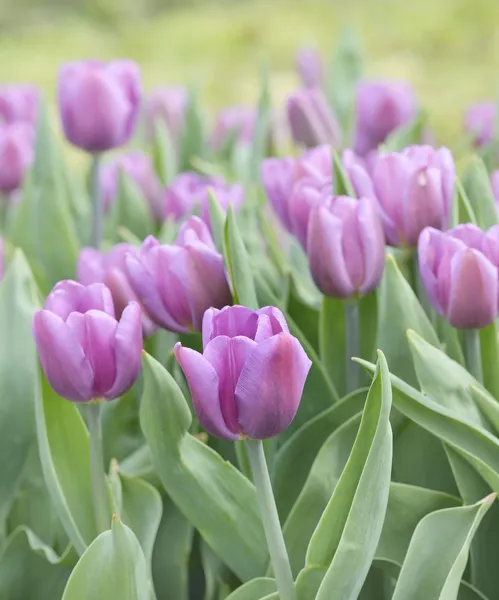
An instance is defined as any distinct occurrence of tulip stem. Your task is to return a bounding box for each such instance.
[87,402,110,534]
[464,328,483,384]
[345,298,360,393]
[245,439,296,600]
[90,154,103,249]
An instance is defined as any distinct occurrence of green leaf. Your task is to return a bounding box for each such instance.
[152,117,178,185]
[286,280,320,352]
[319,296,347,396]
[391,495,495,600]
[223,205,259,309]
[152,495,193,600]
[461,156,498,229]
[179,87,205,171]
[139,353,267,581]
[452,179,478,227]
[274,388,366,521]
[107,172,153,242]
[61,516,154,600]
[102,388,142,465]
[332,148,355,196]
[308,352,393,600]
[383,112,426,152]
[225,579,277,600]
[479,322,499,399]
[208,189,227,254]
[295,566,327,600]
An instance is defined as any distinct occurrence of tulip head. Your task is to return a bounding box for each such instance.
[0,122,35,194]
[33,280,143,402]
[372,145,455,247]
[175,305,311,440]
[287,88,341,148]
[210,106,256,152]
[307,195,385,299]
[145,86,188,142]
[126,217,232,333]
[0,85,39,125]
[295,46,323,89]
[419,224,499,329]
[353,80,417,156]
[464,101,496,148]
[58,60,141,153]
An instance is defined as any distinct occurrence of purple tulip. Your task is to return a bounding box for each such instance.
[77,244,157,337]
[125,216,232,333]
[419,224,499,329]
[287,88,341,148]
[372,145,455,247]
[353,80,417,156]
[162,171,244,227]
[145,86,188,142]
[174,305,311,440]
[295,47,323,89]
[464,101,496,147]
[58,60,141,153]
[307,195,385,298]
[210,106,256,152]
[0,85,39,125]
[32,280,143,402]
[99,150,161,217]
[491,170,499,205]
[342,149,377,198]
[0,122,35,193]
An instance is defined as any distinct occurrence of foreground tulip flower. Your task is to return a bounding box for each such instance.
[287,88,341,148]
[372,145,455,247]
[77,244,156,337]
[58,60,141,153]
[464,101,496,147]
[0,122,35,193]
[353,80,417,156]
[175,305,311,439]
[32,280,143,402]
[0,85,39,125]
[99,150,161,217]
[295,46,323,89]
[126,217,232,332]
[418,225,498,329]
[307,195,385,298]
[145,86,188,142]
[210,106,256,152]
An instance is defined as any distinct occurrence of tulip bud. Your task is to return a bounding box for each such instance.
[287,88,341,148]
[372,145,455,247]
[464,101,496,148]
[0,85,39,125]
[353,80,417,156]
[126,216,232,332]
[77,244,157,337]
[145,86,188,142]
[295,47,323,89]
[307,195,385,298]
[32,280,143,402]
[99,150,161,217]
[174,305,311,439]
[58,60,141,153]
[210,106,256,152]
[491,170,499,205]
[419,224,498,329]
[0,122,34,193]
[162,171,244,227]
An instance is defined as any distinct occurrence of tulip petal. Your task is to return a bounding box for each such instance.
[436,147,456,215]
[257,306,289,334]
[204,305,258,344]
[155,246,192,327]
[403,166,444,246]
[289,183,324,248]
[174,343,239,440]
[235,333,311,439]
[45,280,85,319]
[261,157,296,231]
[80,282,115,317]
[33,310,93,402]
[83,310,118,397]
[77,248,105,285]
[449,223,484,250]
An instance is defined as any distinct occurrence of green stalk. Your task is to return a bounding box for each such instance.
[245,439,296,600]
[90,154,103,249]
[464,328,483,384]
[87,402,110,533]
[345,298,360,393]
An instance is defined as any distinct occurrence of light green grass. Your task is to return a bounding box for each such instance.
[2,0,499,148]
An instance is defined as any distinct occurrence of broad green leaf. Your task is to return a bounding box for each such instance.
[139,353,267,581]
[152,117,177,185]
[332,148,355,196]
[469,385,499,435]
[119,444,159,488]
[391,495,495,600]
[461,156,498,229]
[452,179,478,227]
[295,566,327,600]
[286,281,320,353]
[223,205,259,309]
[179,87,205,171]
[225,579,277,600]
[310,352,392,600]
[107,172,153,242]
[208,189,227,254]
[102,388,143,466]
[152,495,193,600]
[274,388,366,520]
[479,322,499,399]
[61,516,154,600]
[359,290,378,364]
[0,252,40,522]
[459,582,490,600]
[383,112,425,152]
[437,316,465,366]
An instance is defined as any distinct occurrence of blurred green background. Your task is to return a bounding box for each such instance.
[1,0,499,148]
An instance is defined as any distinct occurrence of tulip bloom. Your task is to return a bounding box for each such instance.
[145,86,188,142]
[126,216,232,332]
[353,80,417,156]
[307,195,385,298]
[210,106,256,152]
[32,281,143,402]
[58,60,141,153]
[419,224,499,329]
[0,122,35,193]
[464,101,496,147]
[175,305,311,439]
[99,151,161,217]
[287,88,341,148]
[295,47,323,89]
[77,244,156,336]
[372,145,455,247]
[0,85,39,125]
